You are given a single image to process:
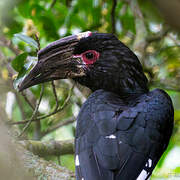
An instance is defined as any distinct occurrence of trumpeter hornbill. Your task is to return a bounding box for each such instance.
[18,32,174,180]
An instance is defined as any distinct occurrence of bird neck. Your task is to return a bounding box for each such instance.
[75,72,149,98]
[74,59,149,97]
[100,73,149,98]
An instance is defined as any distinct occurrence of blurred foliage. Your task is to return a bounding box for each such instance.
[0,0,180,179]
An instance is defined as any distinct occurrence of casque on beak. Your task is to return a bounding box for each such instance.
[18,31,92,91]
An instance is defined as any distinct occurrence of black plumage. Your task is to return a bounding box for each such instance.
[75,89,173,180]
[18,32,174,180]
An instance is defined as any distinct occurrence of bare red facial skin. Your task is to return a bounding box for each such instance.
[73,50,100,66]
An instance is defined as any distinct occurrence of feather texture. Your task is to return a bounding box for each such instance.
[75,89,173,180]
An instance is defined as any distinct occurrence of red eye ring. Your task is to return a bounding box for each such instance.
[82,50,99,65]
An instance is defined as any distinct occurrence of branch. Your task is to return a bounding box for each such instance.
[34,34,41,51]
[10,83,74,125]
[19,84,44,137]
[36,82,74,119]
[0,49,38,113]
[0,111,74,179]
[19,139,74,157]
[127,0,147,65]
[20,144,75,179]
[111,0,117,34]
[42,116,76,136]
[51,80,59,111]
[21,91,35,110]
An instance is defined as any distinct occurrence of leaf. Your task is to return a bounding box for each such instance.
[11,52,28,72]
[14,33,38,49]
[12,56,37,90]
[120,8,136,34]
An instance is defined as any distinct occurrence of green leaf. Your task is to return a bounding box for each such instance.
[120,8,136,34]
[14,33,38,49]
[11,52,28,72]
[13,57,36,90]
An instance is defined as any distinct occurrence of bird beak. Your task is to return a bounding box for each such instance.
[18,32,92,91]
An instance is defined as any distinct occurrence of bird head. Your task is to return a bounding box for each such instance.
[18,31,148,95]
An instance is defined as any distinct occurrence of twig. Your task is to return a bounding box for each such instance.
[10,83,75,125]
[111,0,117,34]
[34,34,41,51]
[51,81,59,111]
[32,82,74,121]
[127,0,147,65]
[18,84,44,137]
[21,91,35,110]
[0,46,37,112]
[42,116,75,136]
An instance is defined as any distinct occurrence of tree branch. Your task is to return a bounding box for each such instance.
[10,83,74,125]
[21,91,35,110]
[0,109,74,179]
[52,80,59,111]
[34,34,41,51]
[19,84,44,137]
[20,144,75,179]
[124,0,148,66]
[111,0,117,34]
[19,139,74,157]
[42,116,76,136]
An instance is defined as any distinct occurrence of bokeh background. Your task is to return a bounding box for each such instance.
[0,0,180,179]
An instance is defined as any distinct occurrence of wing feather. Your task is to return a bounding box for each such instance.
[75,89,173,180]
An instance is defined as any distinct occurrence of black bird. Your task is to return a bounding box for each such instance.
[19,32,174,180]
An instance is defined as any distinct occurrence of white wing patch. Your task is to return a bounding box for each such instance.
[136,158,152,180]
[145,159,152,168]
[148,159,152,167]
[75,155,80,166]
[105,134,116,139]
[136,169,148,180]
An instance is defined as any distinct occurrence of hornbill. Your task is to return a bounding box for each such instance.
[18,32,174,180]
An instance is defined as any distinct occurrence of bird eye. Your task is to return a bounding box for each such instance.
[81,50,99,65]
[85,52,94,59]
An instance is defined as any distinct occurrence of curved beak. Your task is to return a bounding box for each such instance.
[18,32,91,91]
